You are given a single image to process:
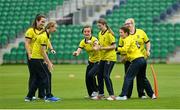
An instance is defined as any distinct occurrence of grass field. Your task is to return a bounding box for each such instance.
[0,64,180,109]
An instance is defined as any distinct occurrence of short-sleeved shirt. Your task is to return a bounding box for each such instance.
[31,31,49,59]
[25,27,42,53]
[79,36,101,62]
[117,35,144,62]
[130,29,150,58]
[98,30,117,61]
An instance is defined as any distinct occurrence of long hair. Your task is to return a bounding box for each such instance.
[32,14,46,34]
[97,18,114,36]
[39,21,57,35]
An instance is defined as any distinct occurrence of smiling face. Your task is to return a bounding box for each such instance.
[83,27,92,39]
[124,18,135,31]
[119,29,126,38]
[36,17,46,29]
[119,26,130,38]
[49,24,57,33]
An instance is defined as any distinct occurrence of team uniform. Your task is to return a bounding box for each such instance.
[97,30,116,96]
[119,28,150,98]
[131,29,150,59]
[26,31,53,100]
[25,27,45,98]
[79,36,100,97]
[117,35,154,98]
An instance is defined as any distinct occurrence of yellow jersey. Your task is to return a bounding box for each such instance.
[130,29,150,58]
[117,35,144,62]
[79,36,101,62]
[98,30,117,61]
[24,27,42,53]
[118,37,127,55]
[31,31,50,59]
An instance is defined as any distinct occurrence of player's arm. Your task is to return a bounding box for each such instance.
[25,38,32,60]
[92,40,100,51]
[73,48,82,56]
[100,43,116,50]
[117,39,130,54]
[142,30,151,57]
[41,45,53,71]
[48,40,56,54]
[146,41,151,57]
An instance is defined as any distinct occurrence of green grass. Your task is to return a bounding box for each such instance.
[0,64,180,109]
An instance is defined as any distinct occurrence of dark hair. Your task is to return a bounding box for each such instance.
[97,18,114,35]
[32,14,46,34]
[120,26,130,35]
[82,25,93,33]
[32,14,46,29]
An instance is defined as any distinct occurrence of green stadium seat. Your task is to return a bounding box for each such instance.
[168,42,175,53]
[3,53,10,64]
[0,34,8,48]
[161,48,168,58]
[152,48,160,58]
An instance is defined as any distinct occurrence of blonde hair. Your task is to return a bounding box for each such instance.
[39,21,57,34]
[97,18,114,36]
[125,18,135,26]
[45,21,57,30]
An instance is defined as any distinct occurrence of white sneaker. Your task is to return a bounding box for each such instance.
[32,96,37,100]
[107,95,116,101]
[84,96,91,99]
[91,92,98,97]
[116,96,127,100]
[141,95,147,99]
[91,94,105,100]
[152,94,157,99]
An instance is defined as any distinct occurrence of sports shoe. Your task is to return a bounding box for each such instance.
[141,95,147,99]
[84,96,91,99]
[32,96,37,100]
[116,96,127,100]
[152,94,157,99]
[91,94,105,100]
[107,95,116,101]
[45,97,60,102]
[52,96,60,100]
[24,97,32,102]
[91,92,98,97]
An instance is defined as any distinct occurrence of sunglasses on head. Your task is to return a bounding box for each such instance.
[124,22,132,25]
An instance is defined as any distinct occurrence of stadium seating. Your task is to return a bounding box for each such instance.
[0,0,64,48]
[2,0,180,64]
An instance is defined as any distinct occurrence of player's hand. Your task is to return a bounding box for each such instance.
[121,56,127,64]
[73,51,78,56]
[93,45,100,51]
[51,49,56,54]
[48,62,54,71]
[28,54,32,60]
[86,40,92,44]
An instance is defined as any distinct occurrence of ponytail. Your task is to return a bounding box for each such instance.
[32,14,46,34]
[106,25,114,36]
[97,18,114,36]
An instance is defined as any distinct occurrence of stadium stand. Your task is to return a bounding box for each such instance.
[0,0,64,48]
[1,0,180,64]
